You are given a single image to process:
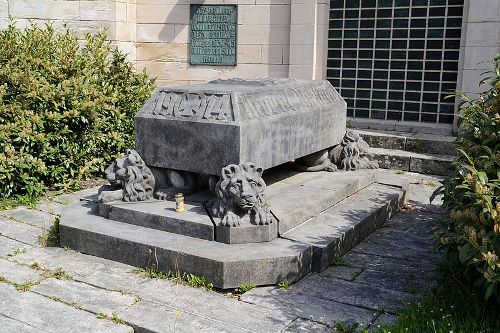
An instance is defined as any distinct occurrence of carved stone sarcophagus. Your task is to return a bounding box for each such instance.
[135,78,346,175]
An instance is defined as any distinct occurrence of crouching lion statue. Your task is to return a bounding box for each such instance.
[207,162,272,227]
[330,130,379,170]
[98,149,155,202]
[295,130,378,172]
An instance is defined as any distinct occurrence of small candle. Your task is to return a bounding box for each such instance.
[175,193,184,213]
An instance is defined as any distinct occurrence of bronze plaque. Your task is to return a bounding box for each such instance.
[190,5,237,66]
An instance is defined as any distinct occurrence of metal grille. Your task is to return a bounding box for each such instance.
[327,0,464,124]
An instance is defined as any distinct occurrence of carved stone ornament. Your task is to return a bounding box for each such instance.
[98,149,156,202]
[207,163,272,227]
[330,130,379,171]
[294,130,378,172]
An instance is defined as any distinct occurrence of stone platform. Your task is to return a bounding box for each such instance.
[60,169,407,289]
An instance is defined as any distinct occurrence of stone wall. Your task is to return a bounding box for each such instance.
[0,0,137,61]
[2,0,495,96]
[457,0,500,96]
[0,0,328,86]
[135,0,292,86]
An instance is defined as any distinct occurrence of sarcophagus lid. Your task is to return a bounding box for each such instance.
[135,78,346,175]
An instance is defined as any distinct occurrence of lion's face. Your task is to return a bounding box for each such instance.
[343,130,370,156]
[101,148,155,202]
[105,149,144,185]
[218,163,266,210]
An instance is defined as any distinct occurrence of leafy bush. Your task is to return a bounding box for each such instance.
[433,55,500,300]
[0,22,155,198]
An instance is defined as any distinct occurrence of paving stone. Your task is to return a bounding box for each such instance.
[354,268,437,295]
[371,313,398,328]
[0,258,43,284]
[118,299,247,333]
[320,265,361,281]
[281,318,331,333]
[13,247,150,292]
[352,240,442,268]
[407,186,445,213]
[54,185,103,206]
[381,213,440,233]
[342,251,437,274]
[241,286,377,327]
[0,284,133,333]
[1,207,55,229]
[0,314,48,333]
[0,217,41,246]
[32,278,137,316]
[127,279,294,332]
[365,227,435,251]
[0,235,32,257]
[35,200,65,215]
[384,211,443,234]
[290,275,418,314]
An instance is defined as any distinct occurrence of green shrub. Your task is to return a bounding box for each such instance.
[432,55,500,300]
[0,22,155,198]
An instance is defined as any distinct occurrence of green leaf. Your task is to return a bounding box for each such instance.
[485,283,494,301]
[458,244,471,263]
[477,171,488,184]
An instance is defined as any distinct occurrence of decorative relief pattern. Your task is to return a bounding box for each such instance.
[143,81,340,122]
[146,91,233,122]
[237,83,341,120]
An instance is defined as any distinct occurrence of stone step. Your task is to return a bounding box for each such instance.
[282,183,406,272]
[355,129,457,156]
[96,169,378,243]
[60,201,312,289]
[370,147,454,176]
[266,169,378,234]
[98,200,215,241]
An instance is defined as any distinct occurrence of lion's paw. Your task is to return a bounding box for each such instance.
[222,211,240,227]
[324,163,338,172]
[252,207,271,225]
[154,187,178,200]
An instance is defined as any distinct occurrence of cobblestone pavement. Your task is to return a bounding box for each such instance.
[0,171,445,333]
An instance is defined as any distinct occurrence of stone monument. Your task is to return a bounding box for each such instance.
[60,79,406,289]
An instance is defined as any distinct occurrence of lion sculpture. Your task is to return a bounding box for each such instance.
[294,130,378,172]
[98,149,155,202]
[207,163,272,227]
[330,130,379,171]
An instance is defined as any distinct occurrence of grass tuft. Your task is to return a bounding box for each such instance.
[38,215,60,247]
[278,280,292,290]
[132,267,214,291]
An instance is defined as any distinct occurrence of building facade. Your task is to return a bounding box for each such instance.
[1,0,499,133]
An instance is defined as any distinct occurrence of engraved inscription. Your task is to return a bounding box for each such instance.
[190,5,237,65]
[237,83,340,120]
[149,91,233,122]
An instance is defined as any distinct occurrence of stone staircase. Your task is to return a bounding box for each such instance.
[60,169,407,289]
[355,129,457,176]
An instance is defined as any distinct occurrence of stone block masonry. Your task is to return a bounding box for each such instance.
[135,78,346,175]
[1,0,330,85]
[0,0,137,62]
